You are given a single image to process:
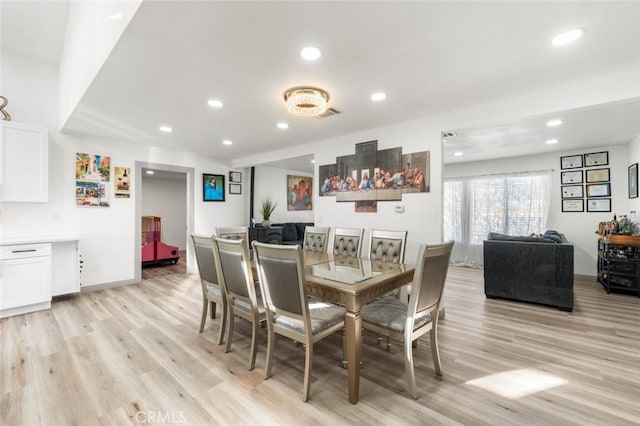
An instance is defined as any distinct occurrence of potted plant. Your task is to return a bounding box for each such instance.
[261,198,277,227]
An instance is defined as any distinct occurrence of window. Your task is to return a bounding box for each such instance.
[444,171,551,267]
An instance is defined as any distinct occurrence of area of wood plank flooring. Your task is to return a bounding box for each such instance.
[2,266,639,425]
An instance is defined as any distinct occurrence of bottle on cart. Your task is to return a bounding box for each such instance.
[612,214,618,233]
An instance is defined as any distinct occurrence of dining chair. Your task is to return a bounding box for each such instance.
[302,226,331,253]
[216,226,249,241]
[332,227,364,257]
[191,234,227,344]
[212,236,265,370]
[361,240,454,399]
[252,241,345,402]
[367,229,407,263]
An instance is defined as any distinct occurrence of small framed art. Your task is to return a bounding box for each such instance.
[229,183,242,194]
[229,171,242,183]
[561,185,583,199]
[561,170,583,185]
[584,151,608,167]
[562,199,584,212]
[587,198,611,212]
[203,173,225,202]
[629,163,638,199]
[560,155,583,169]
[585,168,610,183]
[586,183,611,198]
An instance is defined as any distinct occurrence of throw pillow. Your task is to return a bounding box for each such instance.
[281,223,299,242]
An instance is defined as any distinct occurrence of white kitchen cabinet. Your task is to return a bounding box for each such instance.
[0,243,52,318]
[52,240,80,296]
[0,120,48,202]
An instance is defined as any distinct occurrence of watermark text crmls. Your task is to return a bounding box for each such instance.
[134,410,187,424]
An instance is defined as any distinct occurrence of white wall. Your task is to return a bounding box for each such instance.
[445,144,630,276]
[253,165,313,224]
[141,175,187,250]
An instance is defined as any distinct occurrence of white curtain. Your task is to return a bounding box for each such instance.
[444,170,552,267]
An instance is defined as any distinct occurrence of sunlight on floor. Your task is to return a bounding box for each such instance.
[466,368,568,399]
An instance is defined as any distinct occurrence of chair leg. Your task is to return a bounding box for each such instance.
[430,327,442,376]
[217,304,226,345]
[224,308,235,354]
[302,342,313,402]
[264,325,275,379]
[210,301,216,319]
[199,298,208,333]
[404,338,418,399]
[248,319,259,371]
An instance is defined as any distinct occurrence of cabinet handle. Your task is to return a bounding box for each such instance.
[11,249,38,253]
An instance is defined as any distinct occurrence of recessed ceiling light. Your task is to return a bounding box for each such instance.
[371,92,387,101]
[146,170,155,175]
[552,29,584,46]
[277,122,289,129]
[159,126,172,133]
[546,139,559,145]
[222,140,233,146]
[208,99,224,108]
[454,152,463,157]
[311,159,315,164]
[546,119,563,127]
[300,46,321,60]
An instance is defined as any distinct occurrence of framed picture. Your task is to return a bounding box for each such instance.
[587,198,611,212]
[229,183,242,194]
[629,163,638,199]
[562,199,584,212]
[229,171,242,183]
[584,151,609,167]
[561,170,583,185]
[585,168,610,183]
[586,183,611,198]
[561,185,583,199]
[203,173,225,202]
[560,155,583,169]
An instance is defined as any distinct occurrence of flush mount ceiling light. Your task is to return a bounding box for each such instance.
[277,122,289,129]
[546,119,563,127]
[284,86,330,117]
[159,126,172,133]
[300,46,321,60]
[222,139,233,146]
[546,139,559,145]
[208,99,223,108]
[552,28,584,46]
[371,92,387,101]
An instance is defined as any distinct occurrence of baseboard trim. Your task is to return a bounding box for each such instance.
[575,274,596,281]
[81,278,139,293]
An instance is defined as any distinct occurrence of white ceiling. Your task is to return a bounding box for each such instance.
[2,1,640,172]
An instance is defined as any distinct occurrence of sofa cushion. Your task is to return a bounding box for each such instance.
[487,232,557,244]
[295,223,309,239]
[544,230,569,243]
[281,223,299,242]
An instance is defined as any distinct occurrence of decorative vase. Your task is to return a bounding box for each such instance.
[262,220,271,228]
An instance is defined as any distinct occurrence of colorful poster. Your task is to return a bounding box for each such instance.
[76,153,111,207]
[287,175,313,211]
[115,166,131,198]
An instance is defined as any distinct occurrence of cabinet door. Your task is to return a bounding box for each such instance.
[52,241,80,296]
[0,255,52,310]
[0,121,49,202]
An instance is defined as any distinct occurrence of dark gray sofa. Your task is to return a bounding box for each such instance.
[271,222,314,246]
[483,232,574,311]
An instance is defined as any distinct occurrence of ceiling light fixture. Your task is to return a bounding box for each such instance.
[546,139,559,145]
[222,140,233,146]
[146,170,155,175]
[208,99,223,108]
[159,126,172,133]
[454,152,463,157]
[300,46,321,60]
[277,122,289,129]
[546,119,563,127]
[552,29,584,46]
[371,92,387,101]
[283,86,330,117]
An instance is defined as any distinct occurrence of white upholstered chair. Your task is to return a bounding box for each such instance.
[361,241,454,399]
[252,242,345,402]
[331,227,364,258]
[212,237,265,370]
[302,226,331,253]
[191,234,227,344]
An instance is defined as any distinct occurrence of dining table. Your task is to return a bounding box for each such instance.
[301,252,415,404]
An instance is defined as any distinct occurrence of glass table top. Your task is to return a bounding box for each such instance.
[307,257,404,284]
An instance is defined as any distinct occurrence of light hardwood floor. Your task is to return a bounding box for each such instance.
[1,267,639,425]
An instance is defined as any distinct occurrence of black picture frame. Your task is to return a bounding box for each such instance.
[229,171,242,183]
[586,198,611,212]
[584,151,609,167]
[203,173,225,202]
[561,185,583,199]
[629,163,638,199]
[585,168,610,183]
[229,183,242,194]
[586,182,611,198]
[562,199,584,212]
[561,170,583,185]
[560,154,583,169]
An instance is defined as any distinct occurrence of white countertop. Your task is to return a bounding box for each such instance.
[0,236,82,245]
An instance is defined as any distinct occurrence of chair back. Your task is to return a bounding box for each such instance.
[332,227,364,257]
[303,226,331,253]
[409,241,454,319]
[253,242,307,318]
[212,237,255,301]
[368,229,408,263]
[216,226,249,241]
[191,235,218,291]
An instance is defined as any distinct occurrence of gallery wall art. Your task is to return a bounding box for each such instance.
[76,152,111,207]
[287,175,313,211]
